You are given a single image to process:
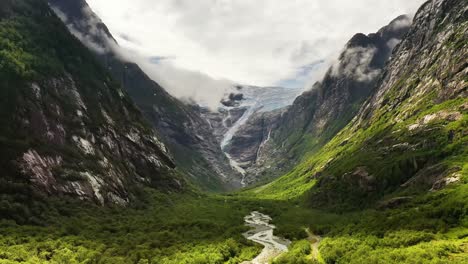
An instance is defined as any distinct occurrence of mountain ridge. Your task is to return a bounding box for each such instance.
[48,0,243,191]
[0,0,466,262]
[223,14,414,185]
[252,0,467,209]
[0,0,185,217]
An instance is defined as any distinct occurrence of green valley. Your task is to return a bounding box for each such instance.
[0,0,466,263]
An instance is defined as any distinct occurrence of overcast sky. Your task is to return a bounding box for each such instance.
[86,0,425,107]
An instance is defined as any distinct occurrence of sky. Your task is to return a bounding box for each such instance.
[86,0,425,108]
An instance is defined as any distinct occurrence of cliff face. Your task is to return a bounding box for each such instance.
[309,0,467,208]
[0,0,183,208]
[225,15,413,184]
[48,0,242,191]
[255,0,467,208]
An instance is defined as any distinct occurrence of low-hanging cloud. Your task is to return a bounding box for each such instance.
[123,53,236,110]
[331,47,381,82]
[51,5,111,54]
[54,0,426,109]
[51,2,236,110]
[86,0,425,89]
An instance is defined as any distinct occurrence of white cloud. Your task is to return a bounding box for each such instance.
[132,56,235,110]
[51,6,109,54]
[331,47,381,82]
[84,0,424,106]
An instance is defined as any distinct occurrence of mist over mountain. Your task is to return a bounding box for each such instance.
[85,0,426,108]
[49,0,244,191]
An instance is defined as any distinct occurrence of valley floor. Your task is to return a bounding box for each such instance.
[0,181,467,264]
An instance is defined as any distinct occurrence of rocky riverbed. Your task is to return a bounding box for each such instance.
[242,211,290,264]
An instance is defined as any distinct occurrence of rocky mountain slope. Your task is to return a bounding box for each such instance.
[0,0,184,212]
[225,15,414,184]
[254,0,467,209]
[201,85,301,182]
[48,0,242,191]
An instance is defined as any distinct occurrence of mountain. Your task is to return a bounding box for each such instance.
[0,0,466,263]
[255,0,467,209]
[48,0,242,191]
[0,0,184,218]
[222,15,413,184]
[201,85,302,182]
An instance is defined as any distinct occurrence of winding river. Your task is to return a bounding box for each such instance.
[242,211,290,264]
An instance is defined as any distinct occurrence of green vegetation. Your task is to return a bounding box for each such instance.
[1,187,467,263]
[273,241,319,264]
[240,15,468,263]
[248,181,467,263]
[0,191,262,263]
[0,0,466,263]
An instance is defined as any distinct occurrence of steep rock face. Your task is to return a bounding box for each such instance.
[200,107,248,143]
[199,85,301,182]
[228,15,413,184]
[255,0,467,208]
[309,0,468,208]
[48,0,242,191]
[0,0,182,207]
[223,109,285,182]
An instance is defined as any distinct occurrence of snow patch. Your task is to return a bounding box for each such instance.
[221,105,258,149]
[225,152,247,184]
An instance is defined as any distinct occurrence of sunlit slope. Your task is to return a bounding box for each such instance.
[252,0,467,208]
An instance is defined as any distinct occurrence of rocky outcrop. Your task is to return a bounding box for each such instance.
[224,109,285,181]
[200,107,248,143]
[48,0,243,191]
[0,0,182,206]
[199,85,300,182]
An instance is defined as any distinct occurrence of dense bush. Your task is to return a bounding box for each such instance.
[273,240,319,264]
[0,193,262,263]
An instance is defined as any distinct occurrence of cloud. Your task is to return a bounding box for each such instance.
[387,38,403,50]
[50,5,110,54]
[54,0,425,109]
[331,47,381,82]
[389,15,413,31]
[104,37,236,111]
[104,43,235,110]
[86,0,425,89]
[134,58,235,110]
[51,2,235,110]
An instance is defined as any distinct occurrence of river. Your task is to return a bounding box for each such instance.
[242,211,290,264]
